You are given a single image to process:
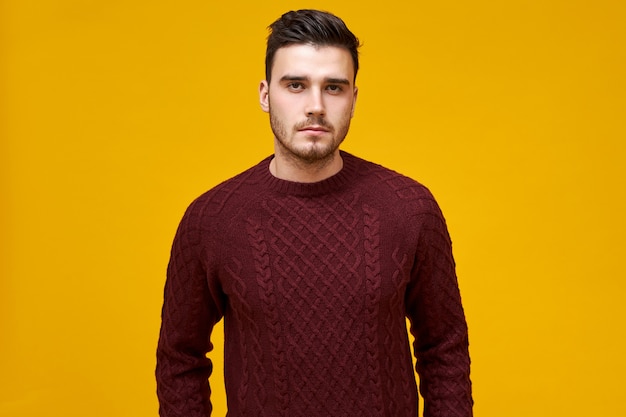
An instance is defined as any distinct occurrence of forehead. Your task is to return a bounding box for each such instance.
[270,44,355,83]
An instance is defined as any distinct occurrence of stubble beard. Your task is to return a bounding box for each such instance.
[269,109,352,166]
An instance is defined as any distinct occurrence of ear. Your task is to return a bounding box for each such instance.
[259,80,270,113]
[351,86,358,118]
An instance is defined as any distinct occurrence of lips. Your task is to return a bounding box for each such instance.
[298,125,329,132]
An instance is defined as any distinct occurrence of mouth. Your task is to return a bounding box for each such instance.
[298,125,330,133]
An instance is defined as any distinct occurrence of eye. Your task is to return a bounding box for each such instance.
[287,82,304,91]
[326,84,343,94]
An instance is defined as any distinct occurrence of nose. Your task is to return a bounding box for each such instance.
[305,90,325,117]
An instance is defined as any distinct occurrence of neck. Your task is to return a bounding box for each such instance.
[270,149,343,183]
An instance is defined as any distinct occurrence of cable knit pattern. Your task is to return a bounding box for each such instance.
[362,203,384,416]
[225,258,266,414]
[156,151,473,417]
[385,248,413,416]
[246,217,289,416]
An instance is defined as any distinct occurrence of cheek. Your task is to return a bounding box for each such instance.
[269,95,297,116]
[331,100,356,119]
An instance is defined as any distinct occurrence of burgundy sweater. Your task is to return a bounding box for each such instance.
[156,151,472,417]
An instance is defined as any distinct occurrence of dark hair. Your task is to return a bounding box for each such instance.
[265,9,361,83]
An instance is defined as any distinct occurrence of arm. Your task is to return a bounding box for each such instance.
[156,204,224,416]
[406,206,473,417]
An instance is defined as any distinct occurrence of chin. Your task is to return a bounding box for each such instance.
[296,145,339,163]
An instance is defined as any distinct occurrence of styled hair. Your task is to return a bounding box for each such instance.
[265,9,361,83]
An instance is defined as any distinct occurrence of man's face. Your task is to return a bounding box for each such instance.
[259,44,358,164]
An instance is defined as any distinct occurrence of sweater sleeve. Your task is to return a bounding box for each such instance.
[405,201,473,417]
[156,202,224,417]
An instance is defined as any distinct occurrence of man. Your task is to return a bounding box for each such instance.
[156,9,472,417]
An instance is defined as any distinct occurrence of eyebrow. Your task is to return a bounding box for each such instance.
[326,77,351,85]
[279,75,351,85]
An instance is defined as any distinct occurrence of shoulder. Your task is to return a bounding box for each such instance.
[345,152,442,216]
[182,156,271,225]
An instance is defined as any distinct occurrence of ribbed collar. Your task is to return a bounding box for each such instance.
[256,150,360,197]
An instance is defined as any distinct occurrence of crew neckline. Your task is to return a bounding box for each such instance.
[257,150,359,197]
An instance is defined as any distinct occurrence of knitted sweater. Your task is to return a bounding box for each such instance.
[156,151,472,417]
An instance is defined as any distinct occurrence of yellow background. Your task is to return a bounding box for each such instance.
[2,0,625,416]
